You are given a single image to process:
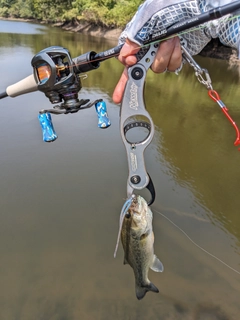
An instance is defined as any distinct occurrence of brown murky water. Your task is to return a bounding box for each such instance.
[0,19,240,320]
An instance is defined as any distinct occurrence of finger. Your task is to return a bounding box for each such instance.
[112,39,140,104]
[166,37,182,72]
[151,37,179,73]
[118,39,140,65]
[124,54,138,66]
[112,67,129,104]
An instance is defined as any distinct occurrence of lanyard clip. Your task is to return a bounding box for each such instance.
[181,45,213,90]
[182,45,240,150]
[195,68,213,90]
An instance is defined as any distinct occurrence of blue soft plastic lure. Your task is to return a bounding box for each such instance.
[38,112,58,142]
[114,195,134,258]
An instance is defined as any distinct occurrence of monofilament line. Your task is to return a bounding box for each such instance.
[152,208,240,275]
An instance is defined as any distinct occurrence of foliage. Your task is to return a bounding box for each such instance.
[110,0,142,27]
[0,0,143,26]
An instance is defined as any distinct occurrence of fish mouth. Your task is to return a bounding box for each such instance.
[132,194,143,205]
[129,196,140,213]
[132,195,138,205]
[130,195,146,213]
[126,196,147,226]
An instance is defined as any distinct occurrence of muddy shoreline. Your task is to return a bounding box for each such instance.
[0,16,123,40]
[61,19,123,40]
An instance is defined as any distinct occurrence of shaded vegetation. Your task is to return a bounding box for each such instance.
[0,0,143,27]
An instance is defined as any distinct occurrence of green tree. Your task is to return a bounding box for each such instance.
[31,0,72,21]
[0,0,17,16]
[0,0,142,27]
[8,0,35,18]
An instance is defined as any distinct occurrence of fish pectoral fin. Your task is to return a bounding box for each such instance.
[136,282,159,300]
[123,257,129,265]
[150,254,164,272]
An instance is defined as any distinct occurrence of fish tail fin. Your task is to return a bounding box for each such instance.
[135,282,159,300]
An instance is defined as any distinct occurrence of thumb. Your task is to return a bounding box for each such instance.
[120,39,140,58]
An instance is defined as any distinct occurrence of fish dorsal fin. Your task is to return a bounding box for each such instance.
[150,254,164,272]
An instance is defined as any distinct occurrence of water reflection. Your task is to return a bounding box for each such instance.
[145,61,240,240]
[0,19,240,320]
[0,19,47,34]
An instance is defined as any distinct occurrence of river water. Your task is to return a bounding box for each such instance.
[0,19,240,320]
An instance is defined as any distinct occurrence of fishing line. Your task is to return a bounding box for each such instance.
[152,208,240,275]
[52,13,240,73]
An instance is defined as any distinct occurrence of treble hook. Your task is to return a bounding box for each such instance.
[208,90,240,149]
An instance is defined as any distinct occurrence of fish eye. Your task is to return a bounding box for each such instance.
[125,211,131,218]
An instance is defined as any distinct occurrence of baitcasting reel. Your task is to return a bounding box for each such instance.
[31,46,110,142]
[1,1,239,144]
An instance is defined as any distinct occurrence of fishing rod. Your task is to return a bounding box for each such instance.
[0,1,239,207]
[1,1,240,99]
[0,0,240,143]
[94,0,240,60]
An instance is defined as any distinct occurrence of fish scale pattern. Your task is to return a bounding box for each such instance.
[119,0,240,57]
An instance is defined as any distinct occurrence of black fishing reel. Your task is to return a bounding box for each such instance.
[0,44,123,141]
[31,46,100,113]
[31,46,110,141]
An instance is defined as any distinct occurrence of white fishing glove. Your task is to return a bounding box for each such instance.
[119,0,240,57]
[201,0,240,56]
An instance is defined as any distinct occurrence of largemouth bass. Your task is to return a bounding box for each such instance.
[119,195,164,300]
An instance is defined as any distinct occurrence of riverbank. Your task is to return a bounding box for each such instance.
[61,19,122,40]
[0,16,123,40]
[0,16,238,64]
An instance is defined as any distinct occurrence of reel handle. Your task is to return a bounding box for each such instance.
[38,112,58,142]
[95,101,111,128]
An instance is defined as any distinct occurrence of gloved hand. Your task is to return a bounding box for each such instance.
[112,0,240,104]
[201,0,240,55]
[113,0,204,104]
[119,0,240,56]
[112,36,182,104]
